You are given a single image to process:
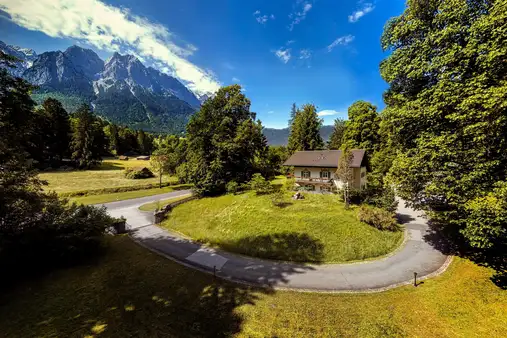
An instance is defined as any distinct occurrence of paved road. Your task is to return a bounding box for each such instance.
[102,194,450,292]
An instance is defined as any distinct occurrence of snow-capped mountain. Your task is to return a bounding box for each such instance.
[0,40,37,77]
[0,41,203,133]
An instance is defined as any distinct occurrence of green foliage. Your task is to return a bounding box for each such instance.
[342,101,380,154]
[287,103,324,153]
[358,205,400,232]
[288,102,298,128]
[124,167,154,179]
[284,177,296,191]
[249,173,273,195]
[184,85,268,196]
[463,182,507,249]
[327,118,346,150]
[381,0,507,250]
[260,145,289,178]
[70,104,107,169]
[271,189,286,207]
[226,181,240,195]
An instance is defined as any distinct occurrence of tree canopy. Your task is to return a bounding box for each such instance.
[287,103,324,153]
[381,0,507,251]
[342,101,380,155]
[327,118,346,150]
[184,85,268,196]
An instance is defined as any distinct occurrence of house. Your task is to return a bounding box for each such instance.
[283,150,367,192]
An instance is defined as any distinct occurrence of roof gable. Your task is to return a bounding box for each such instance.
[283,150,365,168]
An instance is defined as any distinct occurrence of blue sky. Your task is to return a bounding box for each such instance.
[0,0,405,128]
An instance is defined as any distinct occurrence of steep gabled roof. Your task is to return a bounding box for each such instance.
[283,150,366,168]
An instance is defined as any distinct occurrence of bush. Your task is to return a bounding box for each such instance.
[271,190,286,207]
[284,177,296,191]
[226,181,240,194]
[249,173,273,195]
[358,205,400,232]
[124,167,154,179]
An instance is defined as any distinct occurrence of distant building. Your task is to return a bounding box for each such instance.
[283,150,367,192]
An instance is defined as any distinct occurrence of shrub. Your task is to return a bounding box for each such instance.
[226,181,239,194]
[249,173,273,195]
[124,167,154,179]
[271,190,286,207]
[358,205,400,232]
[284,177,296,191]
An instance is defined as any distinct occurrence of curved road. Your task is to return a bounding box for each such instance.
[101,191,450,292]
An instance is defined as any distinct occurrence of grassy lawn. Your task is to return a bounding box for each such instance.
[69,185,191,205]
[161,192,403,263]
[39,158,177,195]
[138,194,193,211]
[0,236,505,337]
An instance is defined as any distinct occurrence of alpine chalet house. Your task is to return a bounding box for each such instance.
[283,150,367,193]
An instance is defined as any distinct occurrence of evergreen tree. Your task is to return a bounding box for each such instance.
[341,101,380,154]
[70,105,107,169]
[327,118,346,150]
[288,103,299,128]
[287,103,324,153]
[41,98,71,161]
[104,124,120,155]
[381,0,507,251]
[184,85,268,196]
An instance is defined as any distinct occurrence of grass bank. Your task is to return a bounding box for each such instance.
[138,194,193,211]
[0,237,504,337]
[69,185,191,205]
[161,192,403,263]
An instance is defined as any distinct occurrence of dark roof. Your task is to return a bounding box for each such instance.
[283,150,366,168]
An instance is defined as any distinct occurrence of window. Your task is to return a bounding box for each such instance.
[321,171,330,179]
[302,170,310,178]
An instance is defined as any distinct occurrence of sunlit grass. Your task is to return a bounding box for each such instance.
[38,158,177,194]
[0,237,504,337]
[161,191,403,263]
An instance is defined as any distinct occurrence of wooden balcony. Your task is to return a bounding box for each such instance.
[294,176,333,184]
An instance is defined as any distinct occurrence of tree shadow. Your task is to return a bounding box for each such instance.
[218,232,324,263]
[94,162,125,171]
[424,220,506,289]
[395,213,415,224]
[272,201,293,208]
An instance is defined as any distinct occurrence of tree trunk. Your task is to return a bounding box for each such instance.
[159,169,162,189]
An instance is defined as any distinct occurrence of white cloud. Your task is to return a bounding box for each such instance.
[288,1,312,31]
[317,110,342,117]
[0,0,220,96]
[299,49,312,59]
[232,77,240,83]
[274,47,291,63]
[327,35,355,52]
[253,10,275,24]
[348,3,375,23]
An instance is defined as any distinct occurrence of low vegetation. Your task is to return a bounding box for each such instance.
[138,194,193,212]
[124,167,154,179]
[162,192,403,263]
[358,205,400,232]
[0,237,505,337]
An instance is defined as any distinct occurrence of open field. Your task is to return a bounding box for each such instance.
[161,192,403,263]
[0,236,505,337]
[138,194,193,211]
[38,158,178,195]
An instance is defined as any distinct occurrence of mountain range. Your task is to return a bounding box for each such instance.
[1,41,200,133]
[1,41,334,143]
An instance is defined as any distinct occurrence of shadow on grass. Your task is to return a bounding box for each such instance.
[1,236,309,337]
[94,162,125,171]
[424,220,507,290]
[218,232,324,263]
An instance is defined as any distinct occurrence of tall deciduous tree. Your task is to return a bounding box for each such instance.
[71,105,107,169]
[327,118,346,150]
[184,85,267,196]
[381,0,507,250]
[342,101,380,155]
[336,147,354,209]
[287,103,324,153]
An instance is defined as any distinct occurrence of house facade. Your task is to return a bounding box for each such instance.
[283,150,367,193]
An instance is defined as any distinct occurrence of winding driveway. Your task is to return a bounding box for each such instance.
[100,191,451,292]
